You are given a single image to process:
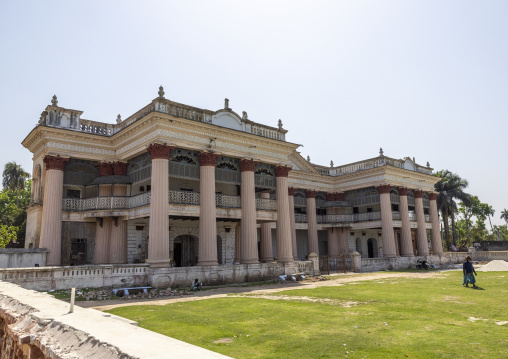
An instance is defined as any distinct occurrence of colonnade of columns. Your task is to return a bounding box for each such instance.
[38,150,443,267]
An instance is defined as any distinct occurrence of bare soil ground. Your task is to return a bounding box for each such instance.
[80,271,444,312]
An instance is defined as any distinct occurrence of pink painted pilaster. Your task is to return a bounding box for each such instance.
[378,185,397,257]
[147,143,173,267]
[198,152,220,266]
[94,217,112,264]
[428,193,443,255]
[40,155,68,266]
[414,190,429,255]
[239,159,259,264]
[259,191,274,262]
[398,188,414,256]
[288,187,298,260]
[306,190,319,256]
[275,166,293,263]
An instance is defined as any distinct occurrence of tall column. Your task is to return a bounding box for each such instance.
[288,188,298,260]
[378,185,397,257]
[414,190,429,255]
[428,193,443,255]
[109,161,128,264]
[259,191,274,262]
[147,143,173,267]
[94,217,112,264]
[239,159,258,264]
[398,188,414,256]
[306,190,319,256]
[198,152,220,266]
[326,193,339,257]
[275,166,293,263]
[336,193,350,255]
[39,155,68,266]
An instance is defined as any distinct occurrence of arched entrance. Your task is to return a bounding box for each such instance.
[173,235,197,267]
[367,238,377,258]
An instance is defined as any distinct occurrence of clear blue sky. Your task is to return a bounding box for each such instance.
[1,1,507,224]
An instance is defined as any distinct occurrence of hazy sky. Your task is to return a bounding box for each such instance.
[1,1,507,225]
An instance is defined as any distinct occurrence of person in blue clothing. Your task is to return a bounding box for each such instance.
[463,255,478,288]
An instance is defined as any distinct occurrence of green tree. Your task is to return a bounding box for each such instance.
[458,196,495,245]
[2,162,30,207]
[0,224,18,248]
[0,179,31,246]
[501,209,508,225]
[434,170,471,248]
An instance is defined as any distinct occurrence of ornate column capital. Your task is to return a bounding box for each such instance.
[43,155,69,171]
[198,152,220,167]
[414,190,424,199]
[147,143,174,160]
[239,159,258,172]
[428,192,438,201]
[288,187,296,196]
[274,165,291,177]
[97,162,113,176]
[336,192,345,201]
[377,185,391,194]
[398,187,409,196]
[112,161,127,176]
[305,190,317,199]
[325,193,335,201]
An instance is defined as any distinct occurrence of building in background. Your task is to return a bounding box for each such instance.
[22,88,443,268]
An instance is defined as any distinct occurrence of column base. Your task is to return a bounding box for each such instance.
[198,260,219,266]
[241,259,259,264]
[400,254,415,257]
[260,257,274,263]
[277,256,294,263]
[148,260,171,268]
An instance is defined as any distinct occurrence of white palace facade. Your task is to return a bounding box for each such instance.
[22,88,443,271]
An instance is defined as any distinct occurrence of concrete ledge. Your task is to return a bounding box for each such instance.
[0,281,231,359]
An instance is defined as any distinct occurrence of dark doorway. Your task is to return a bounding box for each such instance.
[70,238,87,266]
[367,238,376,258]
[174,242,182,267]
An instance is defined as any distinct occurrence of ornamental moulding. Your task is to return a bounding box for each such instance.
[274,165,291,178]
[147,143,174,160]
[239,159,258,172]
[377,185,392,194]
[44,155,69,171]
[198,152,220,167]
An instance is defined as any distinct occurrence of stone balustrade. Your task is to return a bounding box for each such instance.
[318,156,433,176]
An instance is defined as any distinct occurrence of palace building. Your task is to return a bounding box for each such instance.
[22,87,443,270]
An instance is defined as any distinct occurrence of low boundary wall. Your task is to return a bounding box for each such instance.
[0,249,48,268]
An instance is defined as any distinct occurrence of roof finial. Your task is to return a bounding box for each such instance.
[379,147,384,156]
[426,161,430,168]
[158,86,165,99]
[307,155,311,162]
[116,114,122,124]
[330,160,334,167]
[224,98,230,110]
[278,119,283,130]
[51,95,58,107]
[242,111,248,120]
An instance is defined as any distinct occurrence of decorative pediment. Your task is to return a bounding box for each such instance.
[211,110,246,132]
[288,151,319,174]
[403,158,416,171]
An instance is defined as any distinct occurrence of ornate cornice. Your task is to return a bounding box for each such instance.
[274,165,291,178]
[97,162,113,176]
[147,143,174,160]
[398,187,409,196]
[239,159,258,172]
[305,190,317,199]
[198,152,220,167]
[43,155,69,171]
[377,185,391,195]
[112,161,127,175]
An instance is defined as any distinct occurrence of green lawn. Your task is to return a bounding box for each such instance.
[106,271,508,358]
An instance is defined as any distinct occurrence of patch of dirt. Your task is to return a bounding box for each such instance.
[213,338,234,344]
[80,271,444,311]
[495,321,508,326]
[468,317,488,322]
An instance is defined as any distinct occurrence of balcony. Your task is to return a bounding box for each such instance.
[62,190,276,212]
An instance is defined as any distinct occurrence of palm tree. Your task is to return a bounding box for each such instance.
[434,170,471,248]
[501,209,508,226]
[2,162,30,207]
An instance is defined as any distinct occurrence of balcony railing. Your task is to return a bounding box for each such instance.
[348,194,380,207]
[169,190,200,205]
[216,194,240,208]
[256,198,277,211]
